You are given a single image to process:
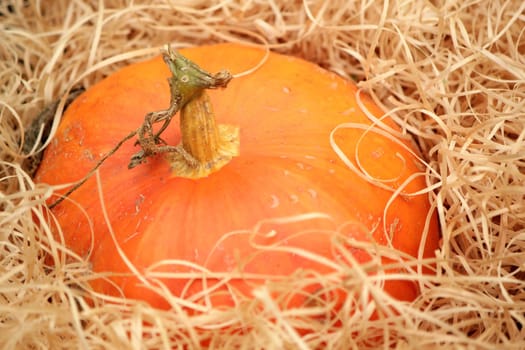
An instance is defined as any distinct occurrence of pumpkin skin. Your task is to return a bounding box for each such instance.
[36,43,439,310]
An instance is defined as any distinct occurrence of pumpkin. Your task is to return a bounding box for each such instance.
[35,43,439,310]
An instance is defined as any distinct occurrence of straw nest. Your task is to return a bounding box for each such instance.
[1,0,524,349]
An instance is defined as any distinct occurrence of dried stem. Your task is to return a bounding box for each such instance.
[128,45,233,169]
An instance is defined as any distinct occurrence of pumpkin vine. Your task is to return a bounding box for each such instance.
[48,45,235,209]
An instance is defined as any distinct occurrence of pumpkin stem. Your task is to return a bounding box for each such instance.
[129,45,239,178]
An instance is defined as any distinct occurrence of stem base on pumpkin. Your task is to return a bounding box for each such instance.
[168,123,239,178]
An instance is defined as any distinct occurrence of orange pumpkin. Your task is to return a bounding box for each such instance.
[36,43,439,310]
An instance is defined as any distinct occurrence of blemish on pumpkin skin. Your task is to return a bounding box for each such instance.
[193,248,200,260]
[223,254,235,270]
[270,195,280,209]
[282,86,291,94]
[295,162,313,171]
[371,148,385,159]
[134,194,145,214]
[83,149,94,161]
[342,107,356,116]
[388,218,402,240]
[307,189,318,199]
[289,194,299,204]
[62,121,85,145]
